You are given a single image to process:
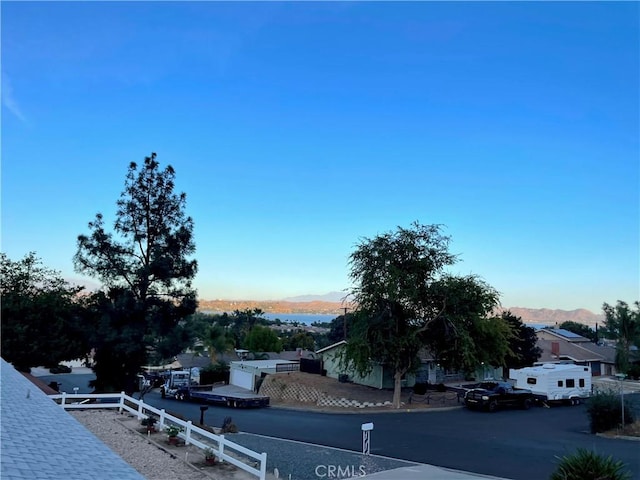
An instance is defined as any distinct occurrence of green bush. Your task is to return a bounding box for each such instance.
[200,362,230,385]
[413,382,428,395]
[550,448,631,480]
[627,363,640,380]
[585,389,634,433]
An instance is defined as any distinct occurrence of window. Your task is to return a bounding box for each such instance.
[579,379,585,388]
[557,380,563,387]
[527,378,537,385]
[566,379,575,388]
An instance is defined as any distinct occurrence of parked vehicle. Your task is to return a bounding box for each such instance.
[509,363,591,405]
[464,381,534,412]
[49,364,72,374]
[162,369,269,408]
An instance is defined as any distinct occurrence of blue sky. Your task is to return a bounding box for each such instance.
[1,2,638,313]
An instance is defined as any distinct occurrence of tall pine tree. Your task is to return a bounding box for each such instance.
[75,153,197,392]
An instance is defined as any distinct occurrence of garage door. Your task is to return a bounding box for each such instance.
[230,369,254,390]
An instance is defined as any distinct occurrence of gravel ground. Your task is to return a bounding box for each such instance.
[70,409,252,480]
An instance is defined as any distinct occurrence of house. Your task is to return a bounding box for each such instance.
[316,340,399,389]
[316,341,502,389]
[535,328,618,376]
[1,358,145,480]
[176,352,214,370]
[229,359,299,391]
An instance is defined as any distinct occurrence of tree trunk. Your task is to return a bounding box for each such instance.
[392,370,403,409]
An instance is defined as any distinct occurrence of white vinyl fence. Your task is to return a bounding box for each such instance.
[50,392,267,480]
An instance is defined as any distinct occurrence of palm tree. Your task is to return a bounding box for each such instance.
[205,324,235,363]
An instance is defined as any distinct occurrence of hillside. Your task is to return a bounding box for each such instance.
[499,307,604,327]
[198,299,353,315]
[198,299,604,326]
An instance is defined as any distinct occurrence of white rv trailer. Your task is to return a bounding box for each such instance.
[509,363,591,405]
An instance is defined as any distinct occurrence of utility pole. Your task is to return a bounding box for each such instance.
[343,307,349,340]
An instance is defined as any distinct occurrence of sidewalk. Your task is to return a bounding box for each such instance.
[363,464,510,479]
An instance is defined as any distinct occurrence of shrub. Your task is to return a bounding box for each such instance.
[200,362,230,385]
[627,363,640,381]
[413,382,427,395]
[586,389,634,433]
[141,416,157,427]
[220,416,238,433]
[164,424,184,437]
[550,448,631,480]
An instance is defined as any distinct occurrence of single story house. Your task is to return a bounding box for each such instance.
[316,341,502,389]
[535,328,618,376]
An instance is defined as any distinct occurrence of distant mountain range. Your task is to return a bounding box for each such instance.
[497,307,604,327]
[199,293,604,326]
[282,291,349,303]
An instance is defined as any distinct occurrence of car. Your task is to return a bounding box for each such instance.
[464,381,534,412]
[49,364,72,374]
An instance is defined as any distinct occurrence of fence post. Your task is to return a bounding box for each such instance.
[61,392,67,407]
[119,391,125,413]
[259,452,267,480]
[219,434,225,463]
[185,420,192,445]
[137,398,144,419]
[159,409,166,429]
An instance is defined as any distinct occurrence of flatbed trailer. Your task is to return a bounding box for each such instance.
[170,384,270,408]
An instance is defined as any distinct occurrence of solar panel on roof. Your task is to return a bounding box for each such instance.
[552,328,583,338]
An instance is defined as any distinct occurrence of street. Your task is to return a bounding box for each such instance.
[141,390,640,480]
[45,373,640,480]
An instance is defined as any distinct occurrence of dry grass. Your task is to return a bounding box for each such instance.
[601,420,640,438]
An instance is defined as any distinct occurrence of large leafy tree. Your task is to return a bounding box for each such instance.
[224,308,268,348]
[343,222,500,408]
[423,274,503,373]
[74,153,197,392]
[282,331,316,351]
[602,301,640,374]
[501,311,541,369]
[1,252,88,372]
[244,325,283,353]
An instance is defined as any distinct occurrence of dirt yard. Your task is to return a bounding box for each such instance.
[260,371,463,411]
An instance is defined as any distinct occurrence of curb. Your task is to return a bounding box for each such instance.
[268,403,464,414]
[595,432,640,442]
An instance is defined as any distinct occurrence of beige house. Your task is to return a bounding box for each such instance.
[536,328,617,376]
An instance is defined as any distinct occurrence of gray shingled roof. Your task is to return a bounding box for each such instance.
[0,358,145,480]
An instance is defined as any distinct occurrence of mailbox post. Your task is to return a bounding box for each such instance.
[199,405,209,425]
[361,422,374,455]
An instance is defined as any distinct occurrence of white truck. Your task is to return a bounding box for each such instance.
[509,363,591,405]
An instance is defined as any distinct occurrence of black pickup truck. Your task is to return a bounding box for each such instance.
[464,381,534,412]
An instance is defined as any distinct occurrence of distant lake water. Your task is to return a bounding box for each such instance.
[200,311,337,325]
[263,313,338,325]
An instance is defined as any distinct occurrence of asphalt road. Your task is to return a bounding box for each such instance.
[47,374,640,480]
[139,391,640,480]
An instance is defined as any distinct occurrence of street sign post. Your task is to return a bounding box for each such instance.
[361,422,374,455]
